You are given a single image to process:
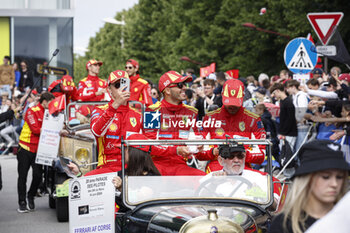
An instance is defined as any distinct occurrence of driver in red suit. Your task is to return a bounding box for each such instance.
[77,59,107,102]
[202,79,266,173]
[125,59,153,106]
[144,71,206,176]
[87,70,142,176]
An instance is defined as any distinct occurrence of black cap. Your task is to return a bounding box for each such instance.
[312,68,323,75]
[219,143,245,159]
[294,140,350,177]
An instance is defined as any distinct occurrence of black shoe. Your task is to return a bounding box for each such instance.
[17,202,29,213]
[27,197,35,211]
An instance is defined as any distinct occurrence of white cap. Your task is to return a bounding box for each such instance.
[208,73,217,80]
[258,73,269,83]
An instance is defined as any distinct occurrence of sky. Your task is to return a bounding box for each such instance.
[74,0,138,55]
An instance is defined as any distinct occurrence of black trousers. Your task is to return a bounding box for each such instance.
[17,146,42,204]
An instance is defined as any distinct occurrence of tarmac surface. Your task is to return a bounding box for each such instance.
[0,154,69,233]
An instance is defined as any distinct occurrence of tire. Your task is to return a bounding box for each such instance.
[49,194,56,209]
[56,197,69,222]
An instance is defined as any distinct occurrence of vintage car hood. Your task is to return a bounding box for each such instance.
[125,204,266,233]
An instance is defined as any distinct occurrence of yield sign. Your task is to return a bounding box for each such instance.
[307,12,343,45]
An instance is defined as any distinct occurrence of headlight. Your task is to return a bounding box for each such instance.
[75,148,90,163]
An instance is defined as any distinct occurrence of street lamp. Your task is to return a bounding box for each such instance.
[242,22,290,39]
[103,17,125,48]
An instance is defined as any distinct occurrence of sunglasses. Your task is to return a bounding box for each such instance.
[169,82,186,89]
[225,152,245,160]
[125,66,133,70]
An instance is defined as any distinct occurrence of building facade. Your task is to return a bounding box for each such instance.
[0,0,74,88]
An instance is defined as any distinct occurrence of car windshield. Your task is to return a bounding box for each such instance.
[125,173,271,206]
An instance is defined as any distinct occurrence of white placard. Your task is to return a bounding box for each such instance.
[293,73,310,86]
[35,110,64,166]
[316,45,337,56]
[69,173,116,233]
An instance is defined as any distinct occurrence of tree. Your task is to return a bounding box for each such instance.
[75,0,350,83]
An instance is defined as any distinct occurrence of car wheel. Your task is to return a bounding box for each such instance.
[56,197,69,222]
[49,194,56,209]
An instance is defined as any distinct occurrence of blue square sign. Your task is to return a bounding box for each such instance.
[143,111,161,129]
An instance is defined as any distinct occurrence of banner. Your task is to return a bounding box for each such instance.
[69,173,116,233]
[48,95,66,115]
[35,110,64,166]
[200,63,216,77]
[226,69,239,78]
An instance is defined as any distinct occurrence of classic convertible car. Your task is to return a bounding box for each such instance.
[116,139,288,233]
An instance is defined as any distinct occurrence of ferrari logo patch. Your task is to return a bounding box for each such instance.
[130,117,137,127]
[239,122,245,131]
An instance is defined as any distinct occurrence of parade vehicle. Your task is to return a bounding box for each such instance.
[114,138,289,233]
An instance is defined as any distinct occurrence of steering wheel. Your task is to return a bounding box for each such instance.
[195,176,253,197]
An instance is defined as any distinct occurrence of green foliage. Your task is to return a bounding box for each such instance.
[74,0,350,84]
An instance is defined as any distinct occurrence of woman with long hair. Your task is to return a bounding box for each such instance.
[112,146,160,214]
[269,140,349,233]
[124,146,160,176]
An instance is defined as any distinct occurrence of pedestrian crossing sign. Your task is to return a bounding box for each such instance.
[284,37,318,74]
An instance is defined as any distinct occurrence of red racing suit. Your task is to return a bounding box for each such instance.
[87,102,143,176]
[19,103,45,153]
[202,106,266,173]
[77,75,107,102]
[144,99,206,175]
[48,79,78,103]
[129,74,153,106]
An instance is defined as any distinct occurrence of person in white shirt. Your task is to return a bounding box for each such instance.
[285,79,310,152]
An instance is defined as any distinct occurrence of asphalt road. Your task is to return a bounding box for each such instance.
[0,154,69,233]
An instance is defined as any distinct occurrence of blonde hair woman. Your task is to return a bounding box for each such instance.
[268,140,349,233]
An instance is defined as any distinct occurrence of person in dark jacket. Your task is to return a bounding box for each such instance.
[255,103,280,160]
[195,79,222,120]
[18,61,34,92]
[270,83,298,152]
[268,140,349,233]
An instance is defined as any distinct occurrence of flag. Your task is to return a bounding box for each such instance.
[226,69,239,78]
[327,27,350,66]
[48,95,66,115]
[200,63,216,77]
